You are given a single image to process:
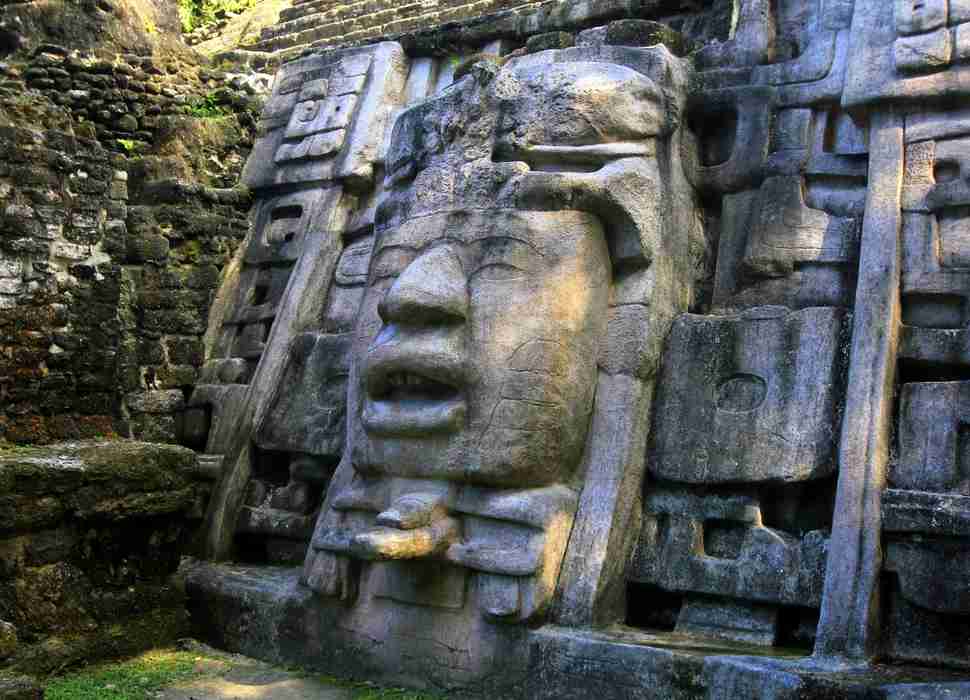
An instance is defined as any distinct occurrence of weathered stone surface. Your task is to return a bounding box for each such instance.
[0,674,42,700]
[0,45,258,448]
[0,621,16,660]
[649,306,848,484]
[174,0,970,696]
[0,441,195,674]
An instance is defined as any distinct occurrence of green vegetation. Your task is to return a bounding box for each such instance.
[327,677,447,700]
[179,0,257,33]
[43,646,448,700]
[116,138,137,152]
[188,92,231,118]
[353,688,446,700]
[45,650,202,700]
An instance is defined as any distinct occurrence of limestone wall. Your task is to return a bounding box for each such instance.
[0,441,202,675]
[0,48,265,445]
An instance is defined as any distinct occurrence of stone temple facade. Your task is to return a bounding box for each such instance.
[185,1,970,697]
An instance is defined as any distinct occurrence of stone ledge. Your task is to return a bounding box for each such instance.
[0,441,198,676]
[0,441,197,529]
[185,563,970,698]
[0,674,42,700]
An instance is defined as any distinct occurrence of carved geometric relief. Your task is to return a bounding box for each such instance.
[743,176,860,277]
[208,190,325,381]
[714,101,865,311]
[242,44,407,188]
[894,381,970,495]
[901,134,970,329]
[883,380,970,664]
[255,331,352,459]
[846,0,970,105]
[649,306,849,484]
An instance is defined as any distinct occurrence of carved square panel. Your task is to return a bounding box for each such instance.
[895,381,970,494]
[649,306,848,484]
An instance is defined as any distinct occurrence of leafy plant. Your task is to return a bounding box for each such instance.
[116,138,137,152]
[188,92,230,118]
[179,0,257,33]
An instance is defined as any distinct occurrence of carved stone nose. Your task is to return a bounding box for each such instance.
[378,245,468,324]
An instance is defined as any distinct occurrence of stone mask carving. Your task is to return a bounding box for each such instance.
[302,44,693,628]
[352,208,609,489]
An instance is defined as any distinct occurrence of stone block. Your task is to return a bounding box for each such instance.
[883,683,970,699]
[894,382,970,494]
[256,332,351,458]
[771,108,813,152]
[630,493,829,609]
[0,674,41,700]
[526,625,706,700]
[954,0,970,24]
[742,176,860,277]
[886,539,970,614]
[895,0,947,36]
[0,260,21,278]
[126,232,169,263]
[0,621,16,659]
[649,306,848,484]
[883,489,970,538]
[165,337,204,366]
[956,22,970,62]
[23,527,77,566]
[0,278,21,295]
[526,31,574,53]
[126,389,185,414]
[894,30,952,74]
[604,19,688,54]
[675,598,778,646]
[50,240,90,261]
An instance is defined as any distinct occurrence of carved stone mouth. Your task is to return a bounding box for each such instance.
[362,357,466,436]
[373,371,458,402]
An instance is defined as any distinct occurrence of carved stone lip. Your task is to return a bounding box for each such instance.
[361,395,466,436]
[361,345,467,436]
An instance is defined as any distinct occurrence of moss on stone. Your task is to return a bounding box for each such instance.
[0,440,196,496]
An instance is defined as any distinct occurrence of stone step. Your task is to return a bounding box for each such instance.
[277,0,374,26]
[265,0,375,40]
[248,0,532,54]
[251,2,428,52]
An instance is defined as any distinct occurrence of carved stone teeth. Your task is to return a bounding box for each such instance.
[388,372,429,388]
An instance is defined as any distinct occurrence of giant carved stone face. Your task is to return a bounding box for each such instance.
[349,208,610,489]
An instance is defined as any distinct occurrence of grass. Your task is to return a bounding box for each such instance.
[311,673,447,700]
[43,647,447,700]
[342,680,446,700]
[45,650,203,700]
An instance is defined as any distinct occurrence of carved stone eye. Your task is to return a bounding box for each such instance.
[715,373,768,413]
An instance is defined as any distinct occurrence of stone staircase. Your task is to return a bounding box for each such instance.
[227,0,554,68]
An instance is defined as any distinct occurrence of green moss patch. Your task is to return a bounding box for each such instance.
[45,646,449,700]
[45,649,203,700]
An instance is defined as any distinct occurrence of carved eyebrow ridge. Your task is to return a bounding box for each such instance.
[374,232,544,258]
